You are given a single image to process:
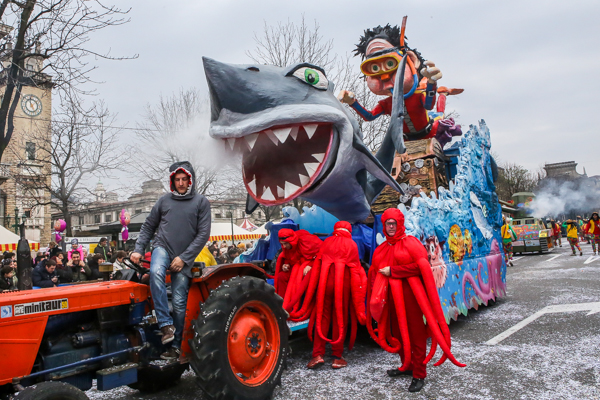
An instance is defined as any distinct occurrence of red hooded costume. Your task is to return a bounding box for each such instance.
[304,221,368,361]
[274,229,322,320]
[368,208,465,379]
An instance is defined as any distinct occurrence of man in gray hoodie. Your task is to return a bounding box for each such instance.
[131,161,211,360]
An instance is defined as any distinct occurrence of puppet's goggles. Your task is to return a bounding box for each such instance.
[360,50,404,77]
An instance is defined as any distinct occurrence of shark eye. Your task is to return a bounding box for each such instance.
[292,67,328,90]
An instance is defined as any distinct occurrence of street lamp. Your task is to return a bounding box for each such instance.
[11,206,25,234]
[229,205,236,247]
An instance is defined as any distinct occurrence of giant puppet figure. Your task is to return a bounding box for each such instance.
[202,46,409,222]
[338,19,462,148]
[368,208,465,393]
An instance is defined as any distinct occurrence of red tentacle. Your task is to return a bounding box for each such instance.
[366,267,379,342]
[329,262,347,346]
[418,262,451,347]
[286,260,314,312]
[407,277,466,367]
[315,259,333,343]
[388,278,412,371]
[424,330,438,364]
[282,263,302,311]
[348,263,367,325]
[288,259,321,320]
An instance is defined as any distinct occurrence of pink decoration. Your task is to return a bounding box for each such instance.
[120,209,131,241]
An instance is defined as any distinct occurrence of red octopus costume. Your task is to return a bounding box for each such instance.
[303,221,367,368]
[368,208,465,381]
[274,229,322,320]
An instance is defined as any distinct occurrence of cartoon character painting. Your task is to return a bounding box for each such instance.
[448,224,465,265]
[425,235,447,288]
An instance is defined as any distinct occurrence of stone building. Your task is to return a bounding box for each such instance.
[0,23,53,244]
[64,180,165,235]
[543,161,587,180]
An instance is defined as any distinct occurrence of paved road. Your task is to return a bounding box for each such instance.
[87,243,600,400]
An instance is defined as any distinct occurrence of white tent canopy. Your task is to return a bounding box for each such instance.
[209,223,261,242]
[253,224,269,236]
[0,225,39,251]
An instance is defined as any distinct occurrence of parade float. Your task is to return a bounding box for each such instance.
[203,18,506,325]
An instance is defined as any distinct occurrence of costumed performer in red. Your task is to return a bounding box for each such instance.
[274,229,322,318]
[306,221,367,370]
[368,208,465,393]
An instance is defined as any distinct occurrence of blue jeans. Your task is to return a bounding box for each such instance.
[150,247,190,348]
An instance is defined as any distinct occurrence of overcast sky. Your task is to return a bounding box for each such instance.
[81,0,600,191]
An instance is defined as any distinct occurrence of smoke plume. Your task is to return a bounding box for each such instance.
[530,178,600,219]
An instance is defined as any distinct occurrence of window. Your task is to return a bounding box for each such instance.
[258,212,262,219]
[94,214,101,224]
[215,213,222,219]
[25,142,35,160]
[525,219,535,225]
[105,213,112,222]
[135,209,142,214]
[79,216,84,225]
[226,212,232,218]
[391,167,397,176]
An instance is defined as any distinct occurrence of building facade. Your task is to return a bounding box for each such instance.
[0,24,53,244]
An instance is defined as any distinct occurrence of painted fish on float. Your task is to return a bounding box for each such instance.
[202,56,408,222]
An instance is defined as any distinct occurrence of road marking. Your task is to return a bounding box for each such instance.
[546,254,562,262]
[511,256,524,262]
[486,302,600,345]
[584,256,599,264]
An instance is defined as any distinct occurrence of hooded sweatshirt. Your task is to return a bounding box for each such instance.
[134,161,211,277]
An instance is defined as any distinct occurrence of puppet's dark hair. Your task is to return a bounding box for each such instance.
[354,24,426,68]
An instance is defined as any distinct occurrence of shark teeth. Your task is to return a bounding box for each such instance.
[247,177,257,194]
[239,122,332,204]
[284,181,300,198]
[272,127,292,143]
[304,162,319,176]
[304,124,318,139]
[312,153,325,163]
[261,187,275,201]
[265,130,279,146]
[245,133,259,150]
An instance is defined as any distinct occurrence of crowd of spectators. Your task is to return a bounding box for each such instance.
[1,236,257,292]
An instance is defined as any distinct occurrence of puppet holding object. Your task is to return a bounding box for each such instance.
[339,17,462,148]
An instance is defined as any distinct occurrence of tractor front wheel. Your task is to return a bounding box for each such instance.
[189,276,288,400]
[12,382,89,400]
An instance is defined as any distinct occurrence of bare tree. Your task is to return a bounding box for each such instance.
[134,88,243,199]
[246,15,336,71]
[12,92,122,236]
[0,0,135,162]
[496,162,540,201]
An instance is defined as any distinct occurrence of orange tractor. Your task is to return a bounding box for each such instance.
[0,260,288,400]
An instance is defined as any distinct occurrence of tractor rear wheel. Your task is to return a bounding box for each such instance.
[189,276,288,400]
[13,382,88,400]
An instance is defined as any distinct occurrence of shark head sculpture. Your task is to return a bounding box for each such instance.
[203,57,406,222]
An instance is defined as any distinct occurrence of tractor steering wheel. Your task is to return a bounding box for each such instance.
[122,257,150,275]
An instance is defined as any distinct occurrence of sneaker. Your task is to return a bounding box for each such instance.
[307,355,325,369]
[508,261,513,267]
[332,357,348,369]
[580,251,583,256]
[408,378,425,392]
[160,325,176,345]
[570,253,576,256]
[160,346,181,361]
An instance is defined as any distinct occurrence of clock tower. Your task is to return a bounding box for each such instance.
[0,23,53,245]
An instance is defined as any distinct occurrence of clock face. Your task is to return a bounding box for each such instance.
[21,94,42,117]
